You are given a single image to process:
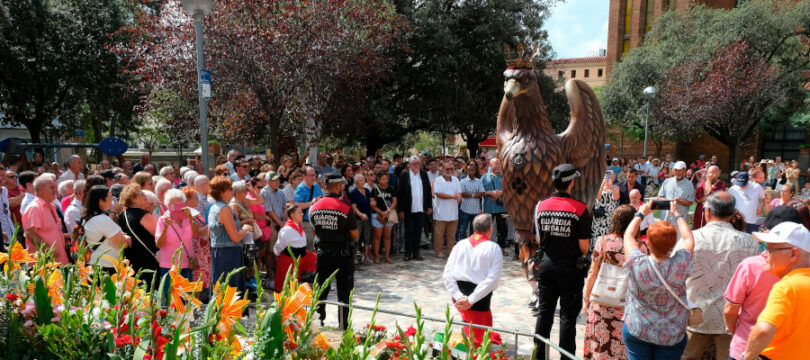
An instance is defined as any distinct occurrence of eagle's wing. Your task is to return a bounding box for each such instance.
[557,79,607,209]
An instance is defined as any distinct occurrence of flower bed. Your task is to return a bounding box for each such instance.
[0,239,521,359]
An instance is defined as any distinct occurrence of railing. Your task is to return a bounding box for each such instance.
[320,300,580,360]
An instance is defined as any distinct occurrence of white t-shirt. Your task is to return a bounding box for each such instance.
[433,176,461,222]
[84,214,123,268]
[728,183,765,224]
[0,187,12,240]
[408,170,423,213]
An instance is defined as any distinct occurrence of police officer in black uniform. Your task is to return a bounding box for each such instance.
[311,173,359,330]
[532,164,592,359]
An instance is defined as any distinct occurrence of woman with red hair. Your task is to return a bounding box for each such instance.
[621,201,695,359]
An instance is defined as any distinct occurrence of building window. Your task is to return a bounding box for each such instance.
[558,70,564,79]
[645,0,655,32]
[598,68,603,77]
[584,69,590,78]
[571,70,576,78]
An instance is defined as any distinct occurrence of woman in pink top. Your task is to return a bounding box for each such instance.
[248,176,274,286]
[155,188,199,299]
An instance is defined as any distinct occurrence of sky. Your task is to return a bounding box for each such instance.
[545,0,609,58]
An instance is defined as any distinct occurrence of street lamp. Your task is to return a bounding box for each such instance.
[181,0,215,174]
[642,86,657,158]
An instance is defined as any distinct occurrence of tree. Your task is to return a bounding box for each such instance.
[601,0,810,166]
[339,0,567,156]
[0,0,138,144]
[654,42,781,166]
[115,0,405,159]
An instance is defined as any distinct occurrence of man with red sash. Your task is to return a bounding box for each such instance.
[443,213,503,346]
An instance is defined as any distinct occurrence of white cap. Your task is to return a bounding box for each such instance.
[753,221,810,253]
[673,161,687,170]
[409,155,420,162]
[612,157,619,162]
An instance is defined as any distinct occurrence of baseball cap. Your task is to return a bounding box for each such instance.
[762,206,802,231]
[265,171,280,181]
[735,172,749,186]
[324,172,346,185]
[552,164,580,185]
[753,221,810,253]
[673,161,687,170]
[612,157,619,162]
[408,155,420,163]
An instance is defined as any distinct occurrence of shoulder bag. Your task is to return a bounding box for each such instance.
[589,236,629,308]
[647,256,703,326]
[169,220,199,270]
[123,211,159,262]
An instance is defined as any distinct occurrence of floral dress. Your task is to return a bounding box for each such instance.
[584,234,648,360]
[190,211,212,289]
[591,189,618,248]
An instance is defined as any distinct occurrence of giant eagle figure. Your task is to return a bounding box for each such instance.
[496,52,606,269]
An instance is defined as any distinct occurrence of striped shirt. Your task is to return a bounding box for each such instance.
[459,177,484,215]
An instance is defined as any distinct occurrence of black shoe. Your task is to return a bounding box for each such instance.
[531,307,539,316]
[528,298,537,307]
[413,254,424,261]
[403,253,412,261]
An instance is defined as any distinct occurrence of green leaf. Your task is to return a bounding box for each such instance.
[33,277,53,325]
[258,304,284,358]
[103,274,117,304]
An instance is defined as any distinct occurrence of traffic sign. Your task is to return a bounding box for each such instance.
[201,69,211,99]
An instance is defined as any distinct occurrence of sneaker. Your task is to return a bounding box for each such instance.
[246,277,258,291]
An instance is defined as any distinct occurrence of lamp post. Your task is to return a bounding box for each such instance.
[642,86,657,158]
[181,0,215,174]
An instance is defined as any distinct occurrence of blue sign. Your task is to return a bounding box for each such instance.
[201,69,212,99]
[98,137,129,156]
[75,129,85,137]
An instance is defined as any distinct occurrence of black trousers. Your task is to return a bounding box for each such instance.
[403,212,424,255]
[316,252,354,330]
[490,213,507,248]
[533,257,584,360]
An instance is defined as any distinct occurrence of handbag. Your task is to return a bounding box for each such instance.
[169,221,199,270]
[647,256,703,326]
[252,222,263,239]
[387,210,398,224]
[589,237,629,308]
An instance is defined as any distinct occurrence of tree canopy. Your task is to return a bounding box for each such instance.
[601,0,810,167]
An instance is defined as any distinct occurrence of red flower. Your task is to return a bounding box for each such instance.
[490,332,502,345]
[143,355,152,360]
[385,341,404,350]
[372,324,386,332]
[159,309,167,318]
[404,325,416,337]
[115,335,133,348]
[5,293,18,302]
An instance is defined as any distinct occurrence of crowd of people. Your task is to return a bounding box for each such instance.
[2,148,810,360]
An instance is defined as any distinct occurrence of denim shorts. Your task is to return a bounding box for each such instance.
[371,215,393,228]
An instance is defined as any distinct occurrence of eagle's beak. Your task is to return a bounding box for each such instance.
[504,79,521,100]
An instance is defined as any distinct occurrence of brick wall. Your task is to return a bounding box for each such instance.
[604,124,677,161]
[606,0,625,75]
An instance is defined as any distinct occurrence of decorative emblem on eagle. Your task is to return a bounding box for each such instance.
[497,45,606,248]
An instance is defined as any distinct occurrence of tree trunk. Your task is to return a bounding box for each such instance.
[727,139,741,176]
[654,139,663,158]
[26,120,43,144]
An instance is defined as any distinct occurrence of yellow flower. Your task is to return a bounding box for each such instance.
[314,333,330,350]
[168,266,202,313]
[214,283,249,335]
[45,270,63,305]
[1,242,35,273]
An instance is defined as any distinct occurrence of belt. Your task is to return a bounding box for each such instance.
[211,242,242,249]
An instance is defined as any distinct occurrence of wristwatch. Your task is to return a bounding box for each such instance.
[634,211,645,219]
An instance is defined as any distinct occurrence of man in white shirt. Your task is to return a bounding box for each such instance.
[443,214,503,347]
[426,158,441,185]
[57,155,85,185]
[432,160,462,257]
[658,161,695,228]
[728,172,765,233]
[64,180,86,231]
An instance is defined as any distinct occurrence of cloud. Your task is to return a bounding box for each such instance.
[546,0,609,58]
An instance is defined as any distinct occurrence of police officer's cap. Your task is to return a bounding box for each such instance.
[324,172,346,185]
[552,164,580,186]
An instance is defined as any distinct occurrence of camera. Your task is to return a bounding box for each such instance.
[650,200,671,210]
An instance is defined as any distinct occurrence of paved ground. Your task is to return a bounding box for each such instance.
[318,248,586,359]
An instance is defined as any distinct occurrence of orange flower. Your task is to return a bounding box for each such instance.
[214,283,249,335]
[77,260,93,285]
[45,270,63,305]
[1,242,35,273]
[314,333,330,350]
[168,266,202,313]
[273,283,313,345]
